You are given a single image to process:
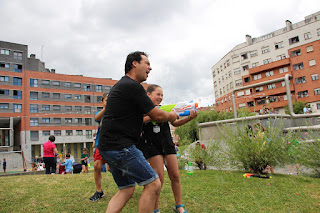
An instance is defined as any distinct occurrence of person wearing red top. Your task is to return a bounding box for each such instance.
[43,135,59,174]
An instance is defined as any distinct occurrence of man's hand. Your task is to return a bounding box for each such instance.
[168,112,179,123]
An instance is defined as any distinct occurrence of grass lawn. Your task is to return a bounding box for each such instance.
[0,170,319,212]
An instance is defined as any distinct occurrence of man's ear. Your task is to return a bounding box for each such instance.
[132,60,137,68]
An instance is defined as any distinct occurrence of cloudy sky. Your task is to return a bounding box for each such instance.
[1,0,320,106]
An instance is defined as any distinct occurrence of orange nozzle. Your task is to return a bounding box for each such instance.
[194,102,198,108]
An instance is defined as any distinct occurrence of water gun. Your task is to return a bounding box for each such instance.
[243,173,272,179]
[159,101,198,116]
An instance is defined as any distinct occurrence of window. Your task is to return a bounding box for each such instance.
[42,80,50,85]
[262,33,273,40]
[105,86,112,93]
[30,118,39,126]
[235,79,242,87]
[314,88,320,95]
[75,118,82,123]
[86,130,92,139]
[297,90,308,98]
[318,28,320,36]
[267,83,276,90]
[318,103,320,110]
[0,89,9,95]
[64,82,71,87]
[255,86,263,92]
[76,130,83,135]
[30,79,38,87]
[53,118,61,123]
[253,74,261,80]
[311,74,319,81]
[53,105,60,111]
[241,53,248,60]
[306,45,314,52]
[42,118,50,123]
[13,51,23,60]
[265,71,274,77]
[53,93,60,99]
[289,36,299,45]
[13,104,22,112]
[84,84,91,91]
[74,83,81,88]
[234,69,241,75]
[85,95,91,103]
[85,118,92,125]
[31,92,39,100]
[0,103,9,109]
[247,101,254,107]
[30,131,39,141]
[0,76,9,82]
[263,58,272,64]
[42,131,50,136]
[54,130,61,136]
[262,48,270,54]
[97,96,102,102]
[279,67,288,73]
[13,90,22,99]
[96,85,102,92]
[74,94,81,100]
[276,54,286,60]
[65,106,72,111]
[237,91,244,97]
[66,130,73,136]
[291,49,301,57]
[53,81,60,86]
[293,63,304,70]
[14,64,22,72]
[64,94,72,99]
[0,62,10,68]
[85,106,91,114]
[75,106,82,111]
[275,41,284,49]
[281,81,286,87]
[309,59,316,67]
[65,118,72,123]
[295,76,306,84]
[239,103,246,108]
[42,92,50,98]
[252,62,259,68]
[1,49,10,55]
[250,51,258,57]
[30,104,38,113]
[304,32,312,40]
[42,105,50,110]
[244,77,250,83]
[257,99,266,105]
[242,65,249,71]
[269,96,278,103]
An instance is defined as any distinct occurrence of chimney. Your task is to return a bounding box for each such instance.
[30,54,36,59]
[245,34,252,45]
[51,69,55,73]
[286,20,292,31]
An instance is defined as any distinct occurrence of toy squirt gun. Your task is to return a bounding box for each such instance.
[158,101,199,116]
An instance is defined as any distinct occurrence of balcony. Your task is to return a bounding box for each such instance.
[249,58,290,75]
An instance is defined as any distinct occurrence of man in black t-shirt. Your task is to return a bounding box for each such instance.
[98,51,179,213]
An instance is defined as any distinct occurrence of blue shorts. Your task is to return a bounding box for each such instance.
[99,145,159,189]
[65,169,72,173]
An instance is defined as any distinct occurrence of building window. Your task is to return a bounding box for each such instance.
[74,95,81,100]
[276,54,286,60]
[0,62,10,68]
[235,79,242,87]
[13,90,22,99]
[54,130,61,136]
[281,81,286,87]
[65,118,72,123]
[105,86,112,93]
[291,49,301,57]
[53,81,60,86]
[242,65,249,72]
[306,45,314,52]
[252,62,259,68]
[66,130,73,136]
[84,84,91,91]
[42,80,50,85]
[257,99,266,105]
[64,94,72,99]
[76,130,83,135]
[0,76,9,82]
[255,86,263,92]
[42,131,50,136]
[275,41,284,49]
[30,131,39,141]
[75,106,82,111]
[85,106,91,114]
[84,95,91,103]
[53,118,61,123]
[74,83,81,88]
[85,118,92,125]
[295,76,306,84]
[269,96,278,103]
[311,74,319,81]
[234,69,241,75]
[53,93,60,99]
[304,32,312,40]
[244,77,250,83]
[42,118,50,123]
[64,82,71,87]
[0,49,10,55]
[65,106,72,111]
[75,118,82,123]
[0,89,9,95]
[30,104,38,113]
[318,103,320,110]
[279,67,288,73]
[0,103,9,109]
[314,88,320,95]
[250,51,258,57]
[13,104,22,112]
[289,36,299,45]
[30,79,38,87]
[309,59,316,67]
[247,101,254,107]
[30,118,39,126]
[42,105,50,110]
[318,28,320,36]
[14,64,22,72]
[13,51,23,60]
[237,91,244,97]
[42,92,50,98]
[293,63,304,70]
[263,58,272,64]
[261,48,270,54]
[267,83,276,90]
[265,71,274,77]
[238,103,246,108]
[86,130,92,139]
[97,96,102,102]
[53,105,61,111]
[297,90,308,98]
[253,74,261,80]
[96,85,102,92]
[241,53,248,60]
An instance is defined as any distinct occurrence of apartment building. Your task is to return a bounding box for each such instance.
[212,11,320,114]
[0,40,148,166]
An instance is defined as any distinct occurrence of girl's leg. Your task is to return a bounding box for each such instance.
[148,155,165,211]
[86,165,89,173]
[82,165,86,173]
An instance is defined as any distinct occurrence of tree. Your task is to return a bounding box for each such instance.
[284,100,306,114]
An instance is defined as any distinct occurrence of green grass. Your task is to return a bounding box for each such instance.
[0,170,319,212]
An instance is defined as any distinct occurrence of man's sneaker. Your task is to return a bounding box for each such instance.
[89,190,104,202]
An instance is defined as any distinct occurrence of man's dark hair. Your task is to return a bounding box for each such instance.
[66,154,70,158]
[125,51,148,74]
[49,135,55,142]
[146,84,161,94]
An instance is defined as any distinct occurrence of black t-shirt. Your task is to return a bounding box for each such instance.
[98,76,155,151]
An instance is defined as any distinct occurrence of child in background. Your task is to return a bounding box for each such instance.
[61,154,73,174]
[31,162,38,171]
[3,158,6,174]
[80,148,89,173]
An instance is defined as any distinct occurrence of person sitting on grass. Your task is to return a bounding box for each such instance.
[61,154,73,174]
[31,162,38,171]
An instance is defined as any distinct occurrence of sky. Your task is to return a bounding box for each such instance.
[1,0,320,106]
